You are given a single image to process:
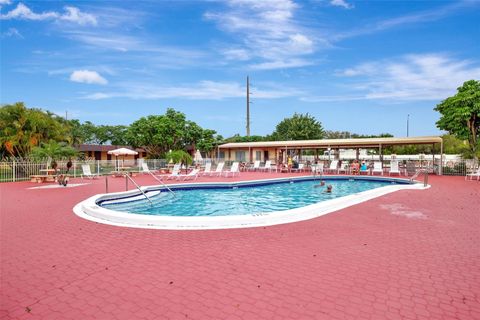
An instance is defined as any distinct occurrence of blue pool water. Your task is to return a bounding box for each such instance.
[101,178,400,217]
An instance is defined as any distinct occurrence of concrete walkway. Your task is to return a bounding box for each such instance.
[1,173,479,319]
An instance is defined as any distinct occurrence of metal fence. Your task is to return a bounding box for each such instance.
[0,157,478,182]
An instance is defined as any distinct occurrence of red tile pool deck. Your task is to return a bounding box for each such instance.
[1,173,479,320]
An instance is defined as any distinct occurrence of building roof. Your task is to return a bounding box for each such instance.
[75,144,145,152]
[219,136,443,149]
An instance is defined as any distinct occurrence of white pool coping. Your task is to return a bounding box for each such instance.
[73,176,429,230]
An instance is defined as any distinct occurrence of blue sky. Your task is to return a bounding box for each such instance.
[1,0,479,138]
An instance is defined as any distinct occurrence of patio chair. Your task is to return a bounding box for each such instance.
[177,169,200,181]
[157,163,181,180]
[249,160,261,171]
[291,163,305,172]
[223,162,240,177]
[371,162,384,175]
[338,162,350,175]
[210,162,225,177]
[389,161,401,176]
[81,164,99,179]
[324,160,338,174]
[311,163,324,175]
[202,162,212,176]
[141,162,158,174]
[465,167,480,181]
[259,160,272,172]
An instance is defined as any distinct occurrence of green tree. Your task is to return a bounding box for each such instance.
[224,134,266,142]
[271,113,324,140]
[107,125,129,145]
[30,140,77,169]
[0,102,66,158]
[126,108,205,158]
[165,150,192,169]
[197,129,222,158]
[435,80,480,159]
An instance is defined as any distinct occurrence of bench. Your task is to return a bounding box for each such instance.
[30,175,55,183]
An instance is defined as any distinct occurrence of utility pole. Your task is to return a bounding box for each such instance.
[407,114,410,137]
[246,75,250,137]
[65,111,68,121]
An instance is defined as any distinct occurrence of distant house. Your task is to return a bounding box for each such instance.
[75,144,146,160]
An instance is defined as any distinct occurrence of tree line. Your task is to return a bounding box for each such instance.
[1,79,478,160]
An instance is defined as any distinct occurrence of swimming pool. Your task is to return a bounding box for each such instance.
[74,176,428,230]
[101,179,397,216]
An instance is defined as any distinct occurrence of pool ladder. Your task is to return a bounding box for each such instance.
[144,170,175,197]
[410,169,429,187]
[124,173,153,206]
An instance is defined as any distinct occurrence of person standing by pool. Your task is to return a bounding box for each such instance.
[287,156,293,172]
[351,160,360,175]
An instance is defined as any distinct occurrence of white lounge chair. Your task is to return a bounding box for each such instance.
[177,169,199,181]
[324,160,338,174]
[389,161,401,176]
[223,162,240,177]
[202,162,212,176]
[211,162,225,177]
[259,160,272,172]
[311,163,324,175]
[141,162,158,174]
[291,163,305,172]
[372,162,384,175]
[338,162,350,175]
[157,164,180,180]
[81,164,99,179]
[466,167,480,181]
[249,160,261,171]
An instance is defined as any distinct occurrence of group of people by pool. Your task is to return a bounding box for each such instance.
[349,160,369,175]
[314,180,333,193]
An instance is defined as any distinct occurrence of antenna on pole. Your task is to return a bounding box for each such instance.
[407,114,410,137]
[246,75,250,137]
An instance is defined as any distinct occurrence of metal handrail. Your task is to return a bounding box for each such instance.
[410,169,429,187]
[145,170,175,196]
[124,173,153,206]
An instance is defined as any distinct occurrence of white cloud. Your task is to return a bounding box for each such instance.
[0,0,12,9]
[205,0,320,69]
[59,6,97,26]
[70,70,108,85]
[330,0,354,9]
[306,54,480,102]
[333,1,477,41]
[1,27,23,38]
[0,3,97,26]
[222,48,251,61]
[82,80,303,100]
[0,3,58,20]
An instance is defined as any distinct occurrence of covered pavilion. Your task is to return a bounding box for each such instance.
[218,136,443,174]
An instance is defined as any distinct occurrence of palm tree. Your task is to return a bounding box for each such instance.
[31,140,77,169]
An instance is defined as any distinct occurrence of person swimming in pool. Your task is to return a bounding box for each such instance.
[324,185,333,193]
[314,180,326,188]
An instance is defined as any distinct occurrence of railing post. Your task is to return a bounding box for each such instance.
[12,160,16,182]
[105,175,109,193]
[97,160,100,176]
[126,174,128,191]
[73,161,77,178]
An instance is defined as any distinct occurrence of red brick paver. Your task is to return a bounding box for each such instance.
[1,174,479,319]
